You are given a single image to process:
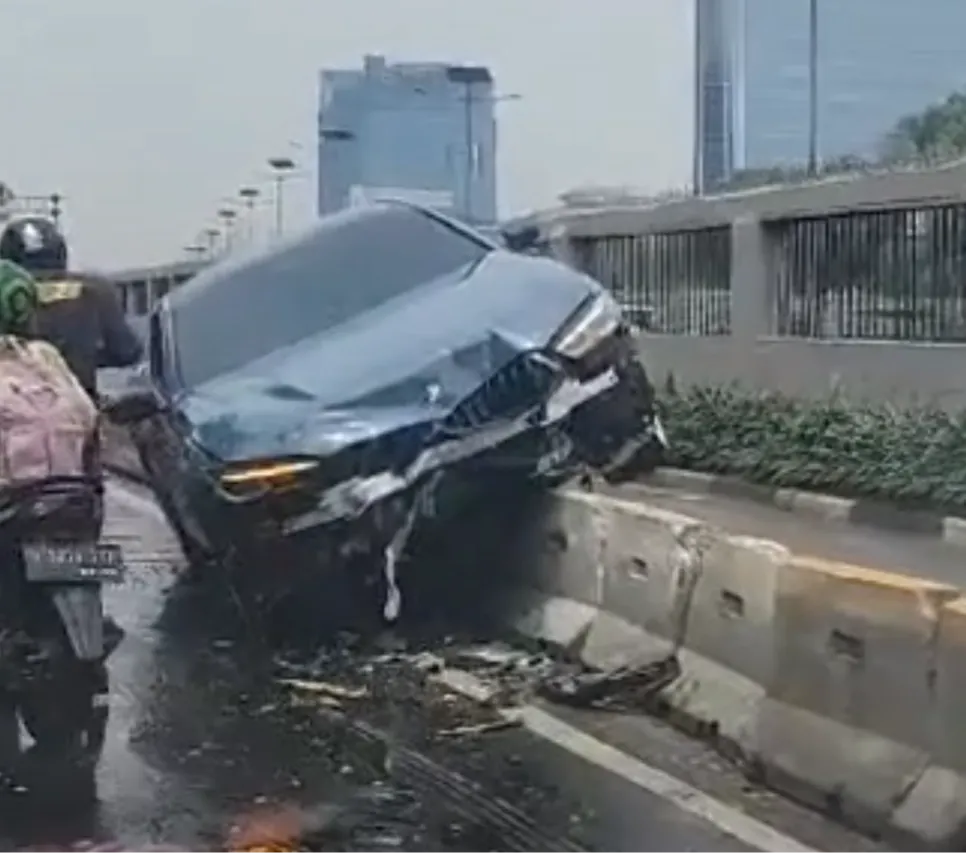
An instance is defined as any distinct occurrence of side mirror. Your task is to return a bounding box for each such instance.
[101,365,163,426]
[102,388,163,426]
[502,225,541,254]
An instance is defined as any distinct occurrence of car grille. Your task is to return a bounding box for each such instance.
[443,352,559,434]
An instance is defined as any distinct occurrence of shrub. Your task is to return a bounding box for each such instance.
[657,382,966,511]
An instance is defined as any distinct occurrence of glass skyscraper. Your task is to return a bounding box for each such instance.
[695,0,966,190]
[317,54,498,224]
[694,0,743,192]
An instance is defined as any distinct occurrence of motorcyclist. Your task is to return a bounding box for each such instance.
[0,214,143,401]
[0,218,130,677]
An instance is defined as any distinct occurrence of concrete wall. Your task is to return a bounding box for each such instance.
[533,158,966,409]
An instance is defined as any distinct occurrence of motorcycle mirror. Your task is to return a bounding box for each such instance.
[502,225,540,253]
[102,390,162,425]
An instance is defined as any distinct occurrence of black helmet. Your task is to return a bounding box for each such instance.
[0,215,67,274]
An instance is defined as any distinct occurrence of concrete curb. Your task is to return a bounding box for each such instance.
[507,486,966,850]
[644,466,966,550]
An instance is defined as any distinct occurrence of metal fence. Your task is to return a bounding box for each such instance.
[570,227,732,335]
[771,203,966,341]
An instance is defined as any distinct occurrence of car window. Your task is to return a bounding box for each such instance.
[168,205,492,388]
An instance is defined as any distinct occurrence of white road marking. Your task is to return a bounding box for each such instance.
[434,668,815,853]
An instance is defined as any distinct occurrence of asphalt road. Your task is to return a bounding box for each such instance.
[607,480,966,585]
[0,476,886,851]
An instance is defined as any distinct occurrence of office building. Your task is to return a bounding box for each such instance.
[694,0,743,192]
[317,54,497,224]
[695,0,966,191]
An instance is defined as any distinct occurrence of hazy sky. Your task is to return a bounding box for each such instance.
[0,0,695,270]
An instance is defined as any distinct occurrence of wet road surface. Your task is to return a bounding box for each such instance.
[608,480,966,585]
[0,476,887,851]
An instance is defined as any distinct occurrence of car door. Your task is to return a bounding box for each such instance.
[137,303,214,561]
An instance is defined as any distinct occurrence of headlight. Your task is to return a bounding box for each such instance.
[552,293,623,360]
[218,457,318,499]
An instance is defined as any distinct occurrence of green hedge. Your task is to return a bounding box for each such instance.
[657,381,966,511]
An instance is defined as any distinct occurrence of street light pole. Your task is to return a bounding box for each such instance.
[268,156,296,238]
[218,208,237,253]
[807,0,819,177]
[446,66,494,224]
[203,227,220,258]
[462,85,474,221]
[239,186,260,246]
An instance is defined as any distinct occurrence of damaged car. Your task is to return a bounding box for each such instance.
[105,202,667,621]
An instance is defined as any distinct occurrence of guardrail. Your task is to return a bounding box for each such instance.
[522,159,966,408]
[107,259,208,322]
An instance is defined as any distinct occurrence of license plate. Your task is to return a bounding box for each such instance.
[22,543,125,583]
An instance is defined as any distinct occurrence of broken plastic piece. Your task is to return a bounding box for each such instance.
[277,677,368,700]
[537,655,680,710]
[381,473,443,622]
[437,718,522,738]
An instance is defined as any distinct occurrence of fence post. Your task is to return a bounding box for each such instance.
[730,215,772,343]
[547,221,580,268]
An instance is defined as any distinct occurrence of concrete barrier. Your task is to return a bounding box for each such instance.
[759,557,957,831]
[665,532,788,762]
[892,595,966,845]
[509,485,966,848]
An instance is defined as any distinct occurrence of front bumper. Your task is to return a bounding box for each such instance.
[197,334,665,570]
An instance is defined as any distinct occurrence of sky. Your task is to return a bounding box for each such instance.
[0,0,695,270]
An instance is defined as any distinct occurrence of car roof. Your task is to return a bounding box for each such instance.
[166,201,498,315]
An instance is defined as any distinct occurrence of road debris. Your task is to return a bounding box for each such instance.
[537,655,681,710]
[433,640,683,713]
[436,718,522,738]
[276,677,368,701]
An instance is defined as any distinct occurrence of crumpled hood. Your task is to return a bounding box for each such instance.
[182,251,602,463]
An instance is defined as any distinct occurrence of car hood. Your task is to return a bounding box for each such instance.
[181,251,601,463]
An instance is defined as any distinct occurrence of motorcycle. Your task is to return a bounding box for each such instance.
[0,475,125,787]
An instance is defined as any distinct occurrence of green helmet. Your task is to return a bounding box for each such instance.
[0,259,38,336]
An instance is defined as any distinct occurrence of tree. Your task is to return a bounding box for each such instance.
[716,89,966,194]
[881,90,966,163]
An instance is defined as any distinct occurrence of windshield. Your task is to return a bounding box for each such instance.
[168,204,493,388]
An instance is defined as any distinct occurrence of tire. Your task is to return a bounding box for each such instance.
[152,477,214,573]
[20,658,106,763]
[0,691,20,782]
[136,435,215,572]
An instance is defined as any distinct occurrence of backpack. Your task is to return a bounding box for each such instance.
[0,336,98,488]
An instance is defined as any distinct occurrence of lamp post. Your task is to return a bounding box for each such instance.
[807,0,819,177]
[445,66,520,223]
[183,244,206,261]
[48,193,63,228]
[239,186,260,245]
[267,156,296,237]
[203,227,220,258]
[217,207,238,253]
